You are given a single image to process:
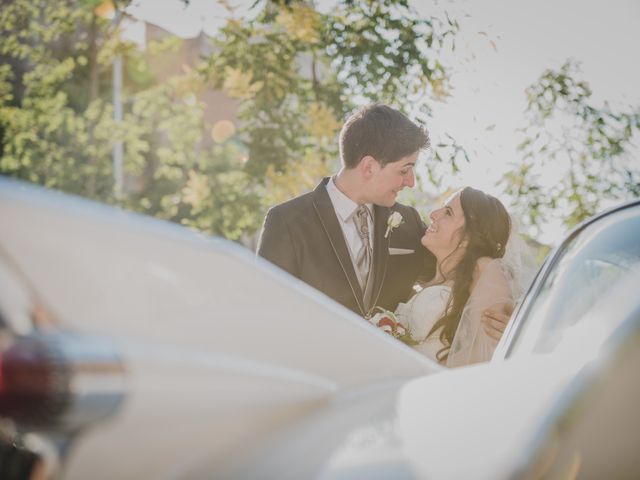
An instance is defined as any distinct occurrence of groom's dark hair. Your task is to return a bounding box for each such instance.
[339,104,429,169]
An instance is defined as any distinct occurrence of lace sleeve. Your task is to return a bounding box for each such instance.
[446,259,513,368]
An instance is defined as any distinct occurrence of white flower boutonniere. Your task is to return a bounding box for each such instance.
[384,211,403,238]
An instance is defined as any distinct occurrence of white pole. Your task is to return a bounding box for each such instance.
[113,14,124,201]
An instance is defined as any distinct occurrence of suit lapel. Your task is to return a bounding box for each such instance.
[370,205,391,312]
[312,178,366,315]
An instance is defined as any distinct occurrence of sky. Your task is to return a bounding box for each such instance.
[126,0,640,244]
[421,0,640,242]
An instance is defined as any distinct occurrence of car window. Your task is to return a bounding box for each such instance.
[506,205,640,359]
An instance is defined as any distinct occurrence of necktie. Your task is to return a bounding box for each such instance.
[354,205,374,311]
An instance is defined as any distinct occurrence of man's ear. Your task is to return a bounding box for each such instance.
[360,155,381,179]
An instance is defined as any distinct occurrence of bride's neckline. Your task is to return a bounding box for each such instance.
[421,279,453,289]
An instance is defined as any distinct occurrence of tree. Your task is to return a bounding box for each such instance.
[1,0,461,242]
[0,0,114,199]
[504,60,640,231]
[201,0,459,187]
[0,0,261,240]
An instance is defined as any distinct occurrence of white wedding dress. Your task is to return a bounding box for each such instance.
[392,258,514,367]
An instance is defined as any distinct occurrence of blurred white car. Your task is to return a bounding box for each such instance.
[0,177,638,479]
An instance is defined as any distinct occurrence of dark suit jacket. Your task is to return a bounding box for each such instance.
[257,178,435,317]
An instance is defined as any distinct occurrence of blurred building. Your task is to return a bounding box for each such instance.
[145,22,239,143]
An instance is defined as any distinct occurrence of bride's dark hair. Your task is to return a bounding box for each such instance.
[428,187,511,362]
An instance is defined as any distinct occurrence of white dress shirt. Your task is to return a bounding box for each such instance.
[326,177,374,266]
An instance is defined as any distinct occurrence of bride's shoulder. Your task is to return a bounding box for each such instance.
[473,256,507,284]
[475,256,500,273]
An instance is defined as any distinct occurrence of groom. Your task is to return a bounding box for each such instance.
[257,104,434,318]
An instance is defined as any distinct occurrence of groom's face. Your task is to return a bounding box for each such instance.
[367,151,418,207]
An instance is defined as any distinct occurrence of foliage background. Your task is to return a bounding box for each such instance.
[1,0,638,249]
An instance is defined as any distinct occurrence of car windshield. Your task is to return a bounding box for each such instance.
[506,204,640,359]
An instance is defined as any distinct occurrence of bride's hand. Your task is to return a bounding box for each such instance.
[481,302,513,341]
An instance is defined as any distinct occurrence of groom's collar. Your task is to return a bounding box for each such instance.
[326,176,373,222]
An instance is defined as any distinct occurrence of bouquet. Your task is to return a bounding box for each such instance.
[368,307,418,346]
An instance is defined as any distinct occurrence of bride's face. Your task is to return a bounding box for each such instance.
[421,191,466,257]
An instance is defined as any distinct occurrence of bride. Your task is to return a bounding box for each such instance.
[373,187,520,367]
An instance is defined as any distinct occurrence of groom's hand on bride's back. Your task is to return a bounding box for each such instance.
[482,302,514,341]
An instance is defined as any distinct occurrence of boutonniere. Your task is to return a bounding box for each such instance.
[384,211,403,238]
